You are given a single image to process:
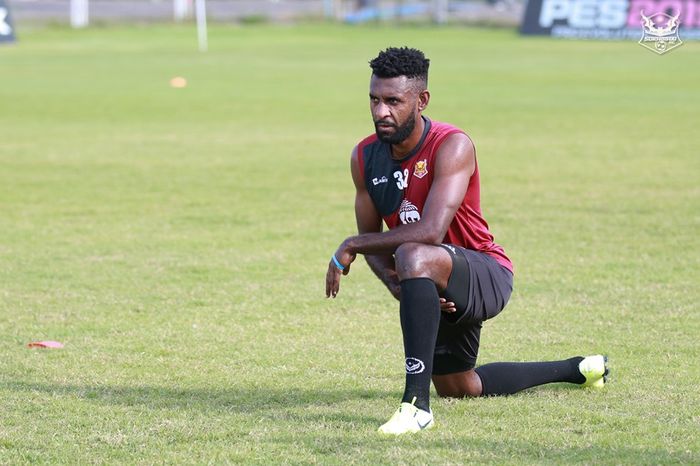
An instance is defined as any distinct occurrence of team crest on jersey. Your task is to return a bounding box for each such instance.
[399,199,421,224]
[413,159,428,179]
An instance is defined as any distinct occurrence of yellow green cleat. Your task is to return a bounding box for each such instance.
[378,397,434,435]
[579,355,609,389]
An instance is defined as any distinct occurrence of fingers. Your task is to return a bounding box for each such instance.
[326,262,342,298]
[327,247,356,298]
[439,297,456,313]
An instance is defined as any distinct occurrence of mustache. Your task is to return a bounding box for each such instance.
[374,120,396,127]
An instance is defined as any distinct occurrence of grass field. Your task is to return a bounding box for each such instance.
[1,23,699,464]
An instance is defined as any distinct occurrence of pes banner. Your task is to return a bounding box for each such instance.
[0,0,15,43]
[521,0,700,39]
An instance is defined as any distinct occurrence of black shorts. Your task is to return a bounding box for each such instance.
[432,245,513,375]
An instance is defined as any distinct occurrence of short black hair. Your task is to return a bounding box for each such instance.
[369,47,430,85]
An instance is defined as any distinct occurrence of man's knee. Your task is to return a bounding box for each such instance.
[395,242,426,279]
[394,243,452,289]
[395,242,448,282]
[435,386,480,398]
[432,370,483,398]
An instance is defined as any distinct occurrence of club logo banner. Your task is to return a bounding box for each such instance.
[0,0,15,43]
[521,0,700,40]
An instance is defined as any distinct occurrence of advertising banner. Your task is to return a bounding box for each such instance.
[521,0,699,48]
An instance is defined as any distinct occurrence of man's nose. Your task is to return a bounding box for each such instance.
[373,102,391,120]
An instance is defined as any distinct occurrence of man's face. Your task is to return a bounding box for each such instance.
[369,75,422,145]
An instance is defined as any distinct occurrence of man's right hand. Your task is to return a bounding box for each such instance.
[440,298,456,313]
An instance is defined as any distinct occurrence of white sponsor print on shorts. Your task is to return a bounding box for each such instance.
[443,244,457,255]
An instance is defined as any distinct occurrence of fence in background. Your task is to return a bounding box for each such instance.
[8,0,522,27]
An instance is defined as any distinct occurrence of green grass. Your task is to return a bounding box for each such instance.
[1,23,699,464]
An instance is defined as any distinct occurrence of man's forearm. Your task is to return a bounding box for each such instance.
[345,222,442,256]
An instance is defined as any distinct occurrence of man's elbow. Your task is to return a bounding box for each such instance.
[421,226,446,246]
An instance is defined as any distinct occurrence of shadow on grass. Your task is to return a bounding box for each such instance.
[0,380,393,425]
[0,378,592,416]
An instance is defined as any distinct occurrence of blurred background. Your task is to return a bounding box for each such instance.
[4,0,697,45]
[7,0,522,27]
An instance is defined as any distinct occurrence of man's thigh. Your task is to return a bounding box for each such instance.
[433,321,482,374]
[438,245,513,324]
[433,245,514,374]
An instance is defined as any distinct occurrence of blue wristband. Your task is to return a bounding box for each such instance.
[331,255,345,271]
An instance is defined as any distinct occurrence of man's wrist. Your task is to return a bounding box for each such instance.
[341,237,357,255]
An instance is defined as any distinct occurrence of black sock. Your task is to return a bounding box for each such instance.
[475,357,585,396]
[399,278,441,412]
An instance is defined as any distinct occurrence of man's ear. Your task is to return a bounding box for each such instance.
[418,89,430,112]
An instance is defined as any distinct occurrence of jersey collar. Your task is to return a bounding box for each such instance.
[389,116,432,162]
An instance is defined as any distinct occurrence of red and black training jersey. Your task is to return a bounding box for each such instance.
[356,117,513,273]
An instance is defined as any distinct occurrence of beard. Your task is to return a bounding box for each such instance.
[374,113,416,145]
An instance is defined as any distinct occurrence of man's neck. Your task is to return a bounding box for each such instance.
[390,116,425,160]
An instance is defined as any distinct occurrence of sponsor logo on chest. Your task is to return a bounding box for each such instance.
[399,199,421,224]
